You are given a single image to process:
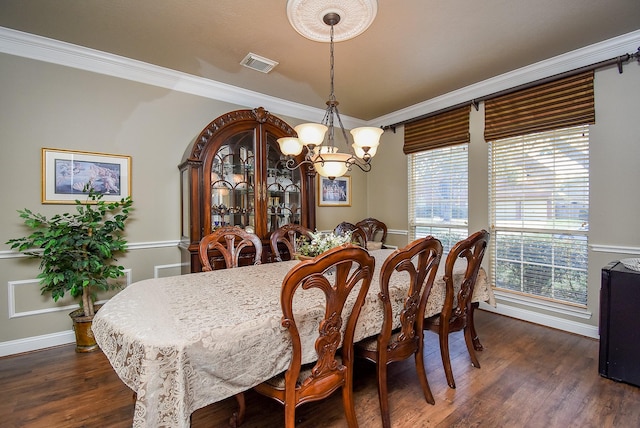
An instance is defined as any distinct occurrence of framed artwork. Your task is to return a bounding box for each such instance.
[42,148,132,204]
[318,175,351,207]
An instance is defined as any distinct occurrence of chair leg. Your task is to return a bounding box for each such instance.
[463,325,481,369]
[342,384,359,428]
[469,302,484,351]
[229,393,246,427]
[415,345,435,405]
[375,361,392,428]
[284,401,296,428]
[439,322,456,389]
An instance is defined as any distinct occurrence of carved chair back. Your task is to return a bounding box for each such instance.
[253,244,375,427]
[334,221,367,248]
[269,224,313,262]
[356,236,442,428]
[424,229,490,388]
[198,226,262,271]
[356,217,388,245]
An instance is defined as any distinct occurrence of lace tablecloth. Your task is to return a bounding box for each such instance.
[92,249,494,427]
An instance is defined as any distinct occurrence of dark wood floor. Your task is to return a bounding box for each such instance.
[2,310,639,428]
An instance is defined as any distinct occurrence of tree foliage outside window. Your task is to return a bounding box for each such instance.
[408,144,468,253]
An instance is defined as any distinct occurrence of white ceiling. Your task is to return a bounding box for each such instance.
[1,0,639,121]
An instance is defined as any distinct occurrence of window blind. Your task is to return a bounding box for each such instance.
[485,71,595,141]
[404,105,471,154]
[489,125,589,305]
[408,144,468,251]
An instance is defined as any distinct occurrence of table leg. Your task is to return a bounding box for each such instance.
[229,392,246,427]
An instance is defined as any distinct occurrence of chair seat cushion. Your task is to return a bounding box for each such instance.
[366,241,383,251]
[356,330,403,352]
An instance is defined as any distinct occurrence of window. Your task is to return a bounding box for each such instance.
[489,125,589,305]
[408,144,468,252]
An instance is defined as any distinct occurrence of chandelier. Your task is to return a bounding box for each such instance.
[278,4,383,179]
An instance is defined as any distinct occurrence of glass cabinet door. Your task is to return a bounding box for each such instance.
[210,131,256,231]
[265,134,302,233]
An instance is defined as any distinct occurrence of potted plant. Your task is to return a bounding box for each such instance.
[6,188,133,352]
[295,230,354,260]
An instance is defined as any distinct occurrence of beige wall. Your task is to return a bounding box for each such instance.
[588,65,640,311]
[1,46,639,354]
[363,127,409,248]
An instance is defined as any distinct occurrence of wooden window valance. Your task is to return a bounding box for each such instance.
[403,105,470,154]
[484,71,595,141]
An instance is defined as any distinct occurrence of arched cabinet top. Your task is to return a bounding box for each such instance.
[181,107,296,165]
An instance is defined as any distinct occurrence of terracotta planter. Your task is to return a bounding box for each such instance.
[294,253,315,261]
[69,305,101,353]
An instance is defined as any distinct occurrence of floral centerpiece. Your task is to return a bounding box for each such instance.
[295,230,353,259]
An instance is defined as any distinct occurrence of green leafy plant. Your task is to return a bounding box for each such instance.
[6,188,133,317]
[296,230,353,257]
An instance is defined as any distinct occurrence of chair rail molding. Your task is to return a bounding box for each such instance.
[590,244,640,255]
[0,239,181,260]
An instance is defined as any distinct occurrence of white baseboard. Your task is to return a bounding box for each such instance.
[479,302,599,339]
[0,330,75,357]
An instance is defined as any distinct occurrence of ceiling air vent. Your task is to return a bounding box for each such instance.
[240,53,279,73]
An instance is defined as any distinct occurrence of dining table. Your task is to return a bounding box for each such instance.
[92,248,495,428]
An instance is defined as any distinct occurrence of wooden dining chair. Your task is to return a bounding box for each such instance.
[355,236,442,428]
[198,225,262,271]
[198,225,262,426]
[251,244,375,428]
[270,223,313,262]
[423,229,490,389]
[355,217,387,249]
[334,221,367,248]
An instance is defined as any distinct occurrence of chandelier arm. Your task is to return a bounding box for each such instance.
[284,157,314,171]
[348,158,372,172]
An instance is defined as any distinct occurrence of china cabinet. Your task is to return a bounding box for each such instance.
[179,107,316,272]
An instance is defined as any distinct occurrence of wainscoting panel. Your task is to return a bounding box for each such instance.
[8,269,132,319]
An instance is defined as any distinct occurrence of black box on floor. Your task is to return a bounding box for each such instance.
[599,260,640,387]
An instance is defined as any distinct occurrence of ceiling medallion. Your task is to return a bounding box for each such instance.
[286,0,378,42]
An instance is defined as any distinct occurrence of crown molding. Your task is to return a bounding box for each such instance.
[0,26,367,129]
[1,26,638,129]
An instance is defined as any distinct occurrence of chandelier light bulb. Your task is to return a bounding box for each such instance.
[311,145,339,161]
[277,137,304,156]
[350,127,383,150]
[352,143,377,159]
[294,123,328,146]
[314,152,351,179]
